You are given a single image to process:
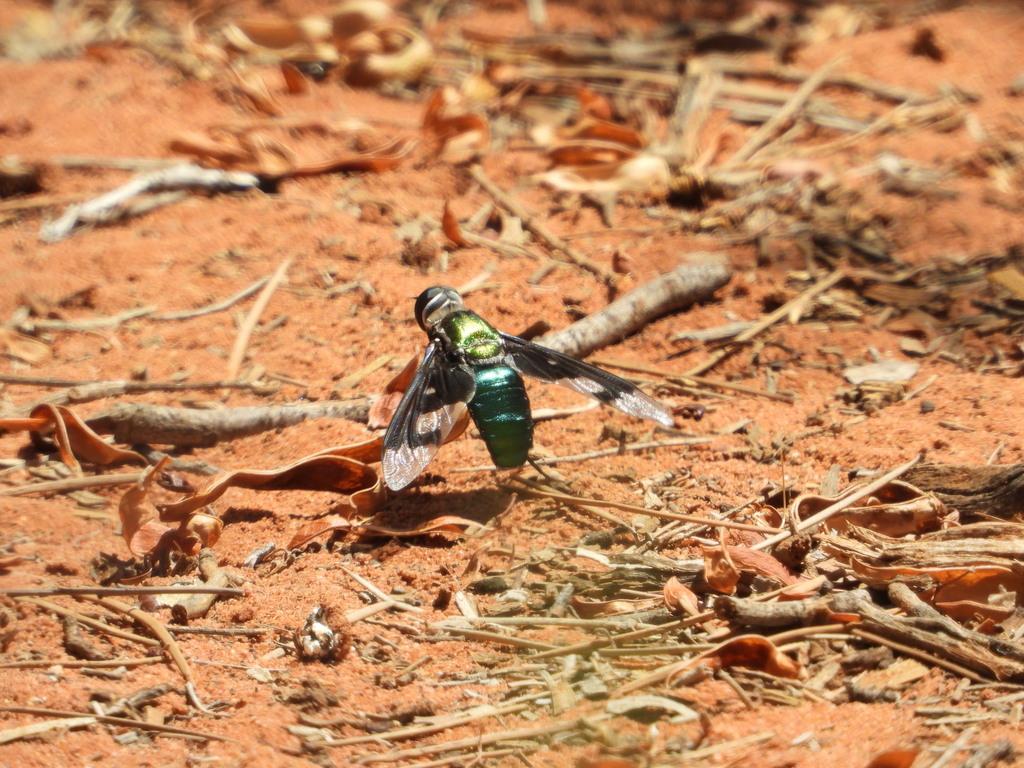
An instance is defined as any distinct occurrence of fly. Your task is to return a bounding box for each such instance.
[382,286,674,491]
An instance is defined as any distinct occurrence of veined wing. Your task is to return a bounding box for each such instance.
[501,333,674,428]
[382,342,476,491]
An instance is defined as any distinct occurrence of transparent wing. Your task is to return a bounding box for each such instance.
[501,333,673,427]
[382,343,476,491]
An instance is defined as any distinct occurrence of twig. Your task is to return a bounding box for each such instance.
[440,625,558,651]
[685,270,844,377]
[469,164,617,285]
[227,257,292,380]
[0,657,163,669]
[750,454,923,551]
[81,595,218,714]
[15,597,158,647]
[454,437,710,474]
[725,56,843,167]
[340,566,423,613]
[0,472,143,498]
[0,715,98,745]
[349,716,604,763]
[2,586,244,597]
[506,482,784,534]
[0,706,230,742]
[40,163,259,242]
[19,306,156,332]
[538,259,733,358]
[151,275,271,321]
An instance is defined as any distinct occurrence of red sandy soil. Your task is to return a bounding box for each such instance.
[1,2,1024,767]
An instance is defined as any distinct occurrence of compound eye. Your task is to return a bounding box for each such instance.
[414,286,462,331]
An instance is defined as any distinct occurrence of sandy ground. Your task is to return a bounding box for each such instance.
[2,1,1024,767]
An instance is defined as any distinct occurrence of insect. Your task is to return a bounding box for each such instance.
[382,286,674,491]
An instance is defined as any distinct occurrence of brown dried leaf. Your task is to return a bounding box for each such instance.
[0,327,51,364]
[280,60,309,94]
[790,480,952,536]
[663,576,701,617]
[560,118,645,149]
[345,27,432,87]
[703,635,802,679]
[158,438,385,521]
[571,596,658,619]
[422,88,489,163]
[120,456,174,557]
[726,546,801,587]
[702,544,739,595]
[19,404,147,472]
[441,200,468,247]
[533,155,671,195]
[864,749,920,768]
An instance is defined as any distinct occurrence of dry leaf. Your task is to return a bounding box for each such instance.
[703,635,802,679]
[726,547,801,587]
[571,596,659,619]
[441,200,468,247]
[534,155,671,195]
[702,544,739,594]
[422,88,489,163]
[158,438,386,522]
[345,27,432,87]
[863,749,920,768]
[663,576,701,617]
[118,456,221,557]
[0,327,51,364]
[2,404,147,472]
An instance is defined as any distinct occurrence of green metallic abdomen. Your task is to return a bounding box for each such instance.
[468,365,532,468]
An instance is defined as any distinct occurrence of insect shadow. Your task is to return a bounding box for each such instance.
[375,483,515,529]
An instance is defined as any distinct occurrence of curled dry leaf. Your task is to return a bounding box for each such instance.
[663,575,701,617]
[119,456,223,557]
[571,596,659,619]
[863,749,921,768]
[702,544,739,595]
[534,155,671,196]
[726,547,801,587]
[158,436,386,523]
[288,514,484,549]
[331,0,393,48]
[422,88,489,164]
[441,200,469,247]
[345,27,433,87]
[0,327,51,365]
[697,635,802,679]
[0,404,147,472]
[224,16,335,60]
[170,124,413,179]
[789,479,954,536]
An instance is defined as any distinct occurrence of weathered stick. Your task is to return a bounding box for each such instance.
[538,258,732,358]
[40,163,259,242]
[85,399,370,447]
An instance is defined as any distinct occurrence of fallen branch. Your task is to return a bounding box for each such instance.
[539,258,732,358]
[40,163,259,242]
[85,398,370,447]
